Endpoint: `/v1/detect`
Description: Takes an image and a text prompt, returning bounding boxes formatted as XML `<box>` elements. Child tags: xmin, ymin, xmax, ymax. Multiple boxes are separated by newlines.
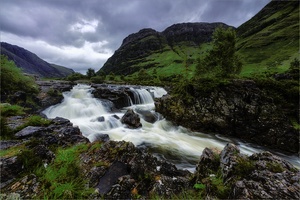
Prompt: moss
<box><xmin>266</xmin><ymin>162</ymin><xmax>284</xmax><ymax>173</ymax></box>
<box><xmin>235</xmin><ymin>156</ymin><xmax>256</xmax><ymax>178</ymax></box>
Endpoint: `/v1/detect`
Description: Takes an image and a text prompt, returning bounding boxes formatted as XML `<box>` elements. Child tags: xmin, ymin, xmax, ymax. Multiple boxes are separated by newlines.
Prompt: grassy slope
<box><xmin>128</xmin><ymin>42</ymin><xmax>212</xmax><ymax>78</ymax></box>
<box><xmin>124</xmin><ymin>1</ymin><xmax>298</xmax><ymax>79</ymax></box>
<box><xmin>236</xmin><ymin>1</ymin><xmax>299</xmax><ymax>77</ymax></box>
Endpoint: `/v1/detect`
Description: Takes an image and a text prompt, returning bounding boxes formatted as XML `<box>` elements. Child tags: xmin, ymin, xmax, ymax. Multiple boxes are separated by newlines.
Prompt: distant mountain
<box><xmin>98</xmin><ymin>0</ymin><xmax>299</xmax><ymax>77</ymax></box>
<box><xmin>98</xmin><ymin>22</ymin><xmax>231</xmax><ymax>76</ymax></box>
<box><xmin>1</xmin><ymin>42</ymin><xmax>74</xmax><ymax>78</ymax></box>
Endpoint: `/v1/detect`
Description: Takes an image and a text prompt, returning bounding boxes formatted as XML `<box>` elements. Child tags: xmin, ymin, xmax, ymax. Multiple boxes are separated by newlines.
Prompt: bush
<box><xmin>0</xmin><ymin>55</ymin><xmax>38</xmax><ymax>96</ymax></box>
<box><xmin>90</xmin><ymin>76</ymin><xmax>105</xmax><ymax>84</ymax></box>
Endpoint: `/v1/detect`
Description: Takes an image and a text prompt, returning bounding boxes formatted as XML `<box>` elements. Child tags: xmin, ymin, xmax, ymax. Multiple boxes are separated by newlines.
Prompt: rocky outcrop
<box><xmin>155</xmin><ymin>79</ymin><xmax>299</xmax><ymax>153</ymax></box>
<box><xmin>36</xmin><ymin>80</ymin><xmax>75</xmax><ymax>111</ymax></box>
<box><xmin>194</xmin><ymin>143</ymin><xmax>300</xmax><ymax>199</ymax></box>
<box><xmin>99</xmin><ymin>22</ymin><xmax>232</xmax><ymax>75</ymax></box>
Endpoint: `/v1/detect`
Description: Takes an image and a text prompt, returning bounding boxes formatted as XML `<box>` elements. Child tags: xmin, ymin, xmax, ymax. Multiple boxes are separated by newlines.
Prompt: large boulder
<box><xmin>121</xmin><ymin>109</ymin><xmax>142</xmax><ymax>129</ymax></box>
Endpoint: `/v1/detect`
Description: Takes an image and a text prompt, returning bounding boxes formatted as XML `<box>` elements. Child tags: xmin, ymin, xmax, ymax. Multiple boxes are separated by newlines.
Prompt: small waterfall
<box><xmin>129</xmin><ymin>88</ymin><xmax>155</xmax><ymax>105</ymax></box>
<box><xmin>43</xmin><ymin>84</ymin><xmax>300</xmax><ymax>171</ymax></box>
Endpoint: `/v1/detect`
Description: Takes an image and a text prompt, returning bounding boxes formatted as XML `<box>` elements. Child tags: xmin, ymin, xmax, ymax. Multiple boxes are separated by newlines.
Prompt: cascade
<box><xmin>43</xmin><ymin>84</ymin><xmax>300</xmax><ymax>171</ymax></box>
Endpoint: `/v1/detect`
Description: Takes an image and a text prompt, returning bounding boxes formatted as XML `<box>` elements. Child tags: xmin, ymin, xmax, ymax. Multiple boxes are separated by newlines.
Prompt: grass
<box><xmin>35</xmin><ymin>143</ymin><xmax>93</xmax><ymax>199</ymax></box>
<box><xmin>0</xmin><ymin>104</ymin><xmax>25</xmax><ymax>117</ymax></box>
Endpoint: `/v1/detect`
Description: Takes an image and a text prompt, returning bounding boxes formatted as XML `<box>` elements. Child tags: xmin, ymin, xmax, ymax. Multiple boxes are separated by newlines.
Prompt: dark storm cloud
<box><xmin>0</xmin><ymin>0</ymin><xmax>270</xmax><ymax>73</ymax></box>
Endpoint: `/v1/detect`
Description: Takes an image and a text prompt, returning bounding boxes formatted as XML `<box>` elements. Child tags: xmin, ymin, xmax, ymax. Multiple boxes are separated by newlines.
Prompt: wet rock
<box><xmin>121</xmin><ymin>109</ymin><xmax>142</xmax><ymax>129</ymax></box>
<box><xmin>96</xmin><ymin>116</ymin><xmax>105</xmax><ymax>122</ymax></box>
<box><xmin>135</xmin><ymin>108</ymin><xmax>158</xmax><ymax>123</ymax></box>
<box><xmin>36</xmin><ymin>80</ymin><xmax>74</xmax><ymax>110</ymax></box>
<box><xmin>97</xmin><ymin>161</ymin><xmax>129</xmax><ymax>195</ymax></box>
<box><xmin>15</xmin><ymin>126</ymin><xmax>48</xmax><ymax>139</ymax></box>
<box><xmin>0</xmin><ymin>156</ymin><xmax>23</xmax><ymax>189</ymax></box>
<box><xmin>92</xmin><ymin>85</ymin><xmax>132</xmax><ymax>108</ymax></box>
<box><xmin>93</xmin><ymin>133</ymin><xmax>110</xmax><ymax>142</ymax></box>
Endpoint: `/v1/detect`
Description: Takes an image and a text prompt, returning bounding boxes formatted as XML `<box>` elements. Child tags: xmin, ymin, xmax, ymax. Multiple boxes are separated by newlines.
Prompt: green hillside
<box><xmin>98</xmin><ymin>1</ymin><xmax>299</xmax><ymax>80</ymax></box>
<box><xmin>236</xmin><ymin>1</ymin><xmax>299</xmax><ymax>77</ymax></box>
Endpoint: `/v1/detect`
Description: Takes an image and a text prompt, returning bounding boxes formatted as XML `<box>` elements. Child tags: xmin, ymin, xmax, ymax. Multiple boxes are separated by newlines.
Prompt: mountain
<box><xmin>236</xmin><ymin>0</ymin><xmax>299</xmax><ymax>75</ymax></box>
<box><xmin>1</xmin><ymin>42</ymin><xmax>74</xmax><ymax>78</ymax></box>
<box><xmin>98</xmin><ymin>23</ymin><xmax>231</xmax><ymax>76</ymax></box>
<box><xmin>98</xmin><ymin>0</ymin><xmax>299</xmax><ymax>77</ymax></box>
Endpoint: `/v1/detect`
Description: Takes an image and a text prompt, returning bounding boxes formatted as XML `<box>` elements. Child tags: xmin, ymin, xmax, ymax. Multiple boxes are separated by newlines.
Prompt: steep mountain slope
<box><xmin>98</xmin><ymin>0</ymin><xmax>299</xmax><ymax>77</ymax></box>
<box><xmin>236</xmin><ymin>0</ymin><xmax>299</xmax><ymax>76</ymax></box>
<box><xmin>1</xmin><ymin>42</ymin><xmax>74</xmax><ymax>78</ymax></box>
<box><xmin>98</xmin><ymin>23</ymin><xmax>231</xmax><ymax>76</ymax></box>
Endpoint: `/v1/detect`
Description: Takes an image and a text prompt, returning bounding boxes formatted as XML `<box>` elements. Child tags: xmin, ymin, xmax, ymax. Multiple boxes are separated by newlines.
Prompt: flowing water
<box><xmin>43</xmin><ymin>84</ymin><xmax>300</xmax><ymax>171</ymax></box>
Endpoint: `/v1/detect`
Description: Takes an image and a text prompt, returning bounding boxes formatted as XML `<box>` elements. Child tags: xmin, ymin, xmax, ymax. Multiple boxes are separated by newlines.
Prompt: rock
<box><xmin>0</xmin><ymin>156</ymin><xmax>23</xmax><ymax>189</ymax></box>
<box><xmin>96</xmin><ymin>116</ymin><xmax>105</xmax><ymax>122</ymax></box>
<box><xmin>6</xmin><ymin>116</ymin><xmax>26</xmax><ymax>131</ymax></box>
<box><xmin>0</xmin><ymin>140</ymin><xmax>22</xmax><ymax>150</ymax></box>
<box><xmin>155</xmin><ymin>79</ymin><xmax>299</xmax><ymax>153</ymax></box>
<box><xmin>97</xmin><ymin>161</ymin><xmax>129</xmax><ymax>195</ymax></box>
<box><xmin>121</xmin><ymin>109</ymin><xmax>142</xmax><ymax>129</ymax></box>
<box><xmin>7</xmin><ymin>174</ymin><xmax>41</xmax><ymax>199</ymax></box>
<box><xmin>92</xmin><ymin>84</ymin><xmax>132</xmax><ymax>109</ymax></box>
<box><xmin>36</xmin><ymin>80</ymin><xmax>75</xmax><ymax>110</ymax></box>
<box><xmin>151</xmin><ymin>175</ymin><xmax>190</xmax><ymax>198</ymax></box>
<box><xmin>93</xmin><ymin>133</ymin><xmax>110</xmax><ymax>142</ymax></box>
<box><xmin>15</xmin><ymin>126</ymin><xmax>48</xmax><ymax>139</ymax></box>
<box><xmin>32</xmin><ymin>145</ymin><xmax>55</xmax><ymax>164</ymax></box>
<box><xmin>193</xmin><ymin>143</ymin><xmax>300</xmax><ymax>199</ymax></box>
<box><xmin>195</xmin><ymin>147</ymin><xmax>220</xmax><ymax>182</ymax></box>
<box><xmin>80</xmin><ymin>140</ymin><xmax>191</xmax><ymax>198</ymax></box>
<box><xmin>220</xmin><ymin>143</ymin><xmax>241</xmax><ymax>183</ymax></box>
<box><xmin>135</xmin><ymin>108</ymin><xmax>158</xmax><ymax>123</ymax></box>
<box><xmin>11</xmin><ymin>91</ymin><xmax>26</xmax><ymax>104</ymax></box>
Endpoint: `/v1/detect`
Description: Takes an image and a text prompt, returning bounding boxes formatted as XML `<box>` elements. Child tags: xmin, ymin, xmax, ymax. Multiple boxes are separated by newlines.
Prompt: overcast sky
<box><xmin>0</xmin><ymin>0</ymin><xmax>270</xmax><ymax>74</ymax></box>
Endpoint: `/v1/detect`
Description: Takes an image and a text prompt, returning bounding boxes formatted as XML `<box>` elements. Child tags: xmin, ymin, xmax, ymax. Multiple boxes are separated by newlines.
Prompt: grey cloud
<box><xmin>0</xmin><ymin>0</ymin><xmax>270</xmax><ymax>73</ymax></box>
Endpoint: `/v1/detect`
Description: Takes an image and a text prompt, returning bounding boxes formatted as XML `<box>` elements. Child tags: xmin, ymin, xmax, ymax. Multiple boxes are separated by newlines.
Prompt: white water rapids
<box><xmin>43</xmin><ymin>84</ymin><xmax>299</xmax><ymax>171</ymax></box>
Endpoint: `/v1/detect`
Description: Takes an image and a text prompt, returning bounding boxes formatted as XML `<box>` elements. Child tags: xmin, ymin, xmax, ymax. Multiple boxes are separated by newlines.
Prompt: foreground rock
<box><xmin>194</xmin><ymin>143</ymin><xmax>300</xmax><ymax>199</ymax></box>
<box><xmin>155</xmin><ymin>79</ymin><xmax>299</xmax><ymax>153</ymax></box>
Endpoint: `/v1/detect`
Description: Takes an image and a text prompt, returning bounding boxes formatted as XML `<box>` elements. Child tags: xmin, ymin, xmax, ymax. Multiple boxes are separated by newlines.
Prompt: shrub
<box><xmin>0</xmin><ymin>55</ymin><xmax>38</xmax><ymax>96</ymax></box>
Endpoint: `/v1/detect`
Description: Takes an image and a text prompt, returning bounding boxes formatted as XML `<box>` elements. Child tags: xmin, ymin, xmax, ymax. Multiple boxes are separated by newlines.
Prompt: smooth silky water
<box><xmin>43</xmin><ymin>84</ymin><xmax>300</xmax><ymax>171</ymax></box>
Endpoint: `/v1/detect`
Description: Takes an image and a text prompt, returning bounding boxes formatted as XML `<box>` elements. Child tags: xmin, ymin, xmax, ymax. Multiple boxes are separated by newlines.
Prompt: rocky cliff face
<box><xmin>99</xmin><ymin>22</ymin><xmax>231</xmax><ymax>75</ymax></box>
<box><xmin>155</xmin><ymin>79</ymin><xmax>299</xmax><ymax>153</ymax></box>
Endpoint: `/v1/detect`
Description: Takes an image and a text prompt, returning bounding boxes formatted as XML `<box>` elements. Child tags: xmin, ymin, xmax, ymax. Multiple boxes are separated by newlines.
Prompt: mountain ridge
<box><xmin>98</xmin><ymin>1</ymin><xmax>299</xmax><ymax>77</ymax></box>
<box><xmin>1</xmin><ymin>42</ymin><xmax>74</xmax><ymax>78</ymax></box>
<box><xmin>99</xmin><ymin>22</ymin><xmax>231</xmax><ymax>76</ymax></box>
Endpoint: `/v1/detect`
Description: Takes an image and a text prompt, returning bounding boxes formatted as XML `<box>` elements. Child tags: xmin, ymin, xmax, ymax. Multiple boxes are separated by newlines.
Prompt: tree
<box><xmin>196</xmin><ymin>27</ymin><xmax>242</xmax><ymax>77</ymax></box>
<box><xmin>86</xmin><ymin>68</ymin><xmax>96</xmax><ymax>79</ymax></box>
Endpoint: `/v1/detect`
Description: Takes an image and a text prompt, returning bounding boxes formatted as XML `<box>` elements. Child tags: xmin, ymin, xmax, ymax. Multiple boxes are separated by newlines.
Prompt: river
<box><xmin>43</xmin><ymin>84</ymin><xmax>299</xmax><ymax>171</ymax></box>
